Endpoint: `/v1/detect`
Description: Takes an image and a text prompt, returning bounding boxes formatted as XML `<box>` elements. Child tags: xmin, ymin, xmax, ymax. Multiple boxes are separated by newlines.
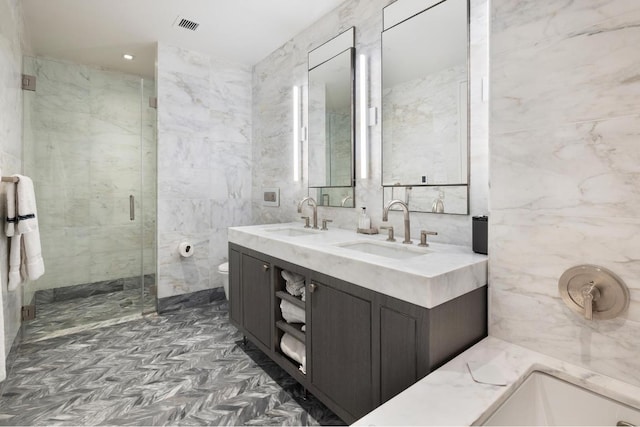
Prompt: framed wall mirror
<box><xmin>382</xmin><ymin>0</ymin><xmax>469</xmax><ymax>214</ymax></box>
<box><xmin>308</xmin><ymin>27</ymin><xmax>356</xmax><ymax>208</ymax></box>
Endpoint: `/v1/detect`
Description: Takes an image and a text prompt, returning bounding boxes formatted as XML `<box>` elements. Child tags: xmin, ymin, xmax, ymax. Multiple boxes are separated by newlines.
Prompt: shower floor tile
<box><xmin>23</xmin><ymin>287</ymin><xmax>155</xmax><ymax>343</ymax></box>
<box><xmin>0</xmin><ymin>301</ymin><xmax>344</xmax><ymax>426</ymax></box>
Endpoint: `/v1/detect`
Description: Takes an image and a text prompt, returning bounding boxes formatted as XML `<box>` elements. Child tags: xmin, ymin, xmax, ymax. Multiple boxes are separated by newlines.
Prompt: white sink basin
<box><xmin>263</xmin><ymin>227</ymin><xmax>321</xmax><ymax>237</ymax></box>
<box><xmin>483</xmin><ymin>371</ymin><xmax>640</xmax><ymax>426</ymax></box>
<box><xmin>336</xmin><ymin>241</ymin><xmax>431</xmax><ymax>259</ymax></box>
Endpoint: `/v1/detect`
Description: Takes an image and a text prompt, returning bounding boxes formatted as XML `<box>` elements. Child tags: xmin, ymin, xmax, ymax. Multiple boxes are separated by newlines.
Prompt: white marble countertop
<box><xmin>354</xmin><ymin>336</ymin><xmax>640</xmax><ymax>426</ymax></box>
<box><xmin>228</xmin><ymin>222</ymin><xmax>487</xmax><ymax>309</ymax></box>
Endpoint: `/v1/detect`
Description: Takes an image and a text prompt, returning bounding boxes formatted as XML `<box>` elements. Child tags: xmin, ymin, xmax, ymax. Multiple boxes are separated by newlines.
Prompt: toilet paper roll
<box><xmin>178</xmin><ymin>242</ymin><xmax>194</xmax><ymax>258</ymax></box>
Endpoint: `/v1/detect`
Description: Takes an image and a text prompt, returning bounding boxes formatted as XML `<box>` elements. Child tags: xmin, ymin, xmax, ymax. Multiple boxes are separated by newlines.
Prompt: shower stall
<box><xmin>20</xmin><ymin>56</ymin><xmax>157</xmax><ymax>342</ymax></box>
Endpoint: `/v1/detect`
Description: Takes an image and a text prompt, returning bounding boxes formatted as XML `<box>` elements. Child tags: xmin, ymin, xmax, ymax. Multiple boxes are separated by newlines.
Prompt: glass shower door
<box><xmin>20</xmin><ymin>56</ymin><xmax>156</xmax><ymax>342</ymax></box>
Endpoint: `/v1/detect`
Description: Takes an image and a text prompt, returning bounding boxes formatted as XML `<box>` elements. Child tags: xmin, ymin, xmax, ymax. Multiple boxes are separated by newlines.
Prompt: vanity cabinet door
<box><xmin>309</xmin><ymin>278</ymin><xmax>374</xmax><ymax>421</ymax></box>
<box><xmin>378</xmin><ymin>298</ymin><xmax>429</xmax><ymax>403</ymax></box>
<box><xmin>241</xmin><ymin>253</ymin><xmax>272</xmax><ymax>350</ymax></box>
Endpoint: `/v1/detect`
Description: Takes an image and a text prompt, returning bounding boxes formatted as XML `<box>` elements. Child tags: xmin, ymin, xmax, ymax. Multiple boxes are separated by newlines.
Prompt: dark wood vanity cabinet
<box><xmin>229</xmin><ymin>243</ymin><xmax>487</xmax><ymax>423</ymax></box>
<box><xmin>228</xmin><ymin>248</ymin><xmax>272</xmax><ymax>353</ymax></box>
<box><xmin>308</xmin><ymin>275</ymin><xmax>374</xmax><ymax>420</ymax></box>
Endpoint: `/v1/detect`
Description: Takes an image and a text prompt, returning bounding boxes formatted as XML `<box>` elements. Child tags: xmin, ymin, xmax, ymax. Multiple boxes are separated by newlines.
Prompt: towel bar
<box><xmin>1</xmin><ymin>176</ymin><xmax>19</xmax><ymax>183</ymax></box>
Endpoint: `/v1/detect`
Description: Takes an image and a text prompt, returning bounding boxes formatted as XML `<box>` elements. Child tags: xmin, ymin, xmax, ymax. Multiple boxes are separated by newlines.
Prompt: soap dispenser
<box><xmin>358</xmin><ymin>207</ymin><xmax>371</xmax><ymax>230</ymax></box>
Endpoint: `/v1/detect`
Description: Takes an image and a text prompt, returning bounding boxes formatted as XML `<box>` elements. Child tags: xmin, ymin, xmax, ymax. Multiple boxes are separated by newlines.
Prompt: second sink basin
<box><xmin>336</xmin><ymin>241</ymin><xmax>431</xmax><ymax>259</ymax></box>
<box><xmin>264</xmin><ymin>227</ymin><xmax>321</xmax><ymax>237</ymax></box>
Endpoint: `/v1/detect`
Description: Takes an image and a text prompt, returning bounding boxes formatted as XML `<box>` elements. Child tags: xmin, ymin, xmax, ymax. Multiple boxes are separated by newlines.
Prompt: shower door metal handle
<box><xmin>129</xmin><ymin>195</ymin><xmax>135</xmax><ymax>221</ymax></box>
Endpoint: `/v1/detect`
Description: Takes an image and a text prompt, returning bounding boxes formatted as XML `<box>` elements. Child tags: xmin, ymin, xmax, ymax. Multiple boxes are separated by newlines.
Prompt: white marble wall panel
<box><xmin>252</xmin><ymin>0</ymin><xmax>489</xmax><ymax>246</ymax></box>
<box><xmin>156</xmin><ymin>43</ymin><xmax>252</xmax><ymax>298</ymax></box>
<box><xmin>490</xmin><ymin>0</ymin><xmax>640</xmax><ymax>387</ymax></box>
<box><xmin>0</xmin><ymin>0</ymin><xmax>25</xmax><ymax>371</ymax></box>
<box><xmin>492</xmin><ymin>9</ymin><xmax>640</xmax><ymax>135</ymax></box>
<box><xmin>23</xmin><ymin>56</ymin><xmax>156</xmax><ymax>291</ymax></box>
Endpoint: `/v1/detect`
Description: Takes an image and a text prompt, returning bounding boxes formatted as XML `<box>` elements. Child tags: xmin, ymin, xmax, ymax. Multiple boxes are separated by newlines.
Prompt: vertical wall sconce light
<box><xmin>293</xmin><ymin>85</ymin><xmax>301</xmax><ymax>182</ymax></box>
<box><xmin>359</xmin><ymin>54</ymin><xmax>368</xmax><ymax>179</ymax></box>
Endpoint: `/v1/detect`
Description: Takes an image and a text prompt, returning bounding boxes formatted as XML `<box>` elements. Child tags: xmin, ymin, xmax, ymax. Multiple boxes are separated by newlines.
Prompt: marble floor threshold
<box><xmin>0</xmin><ymin>300</ymin><xmax>344</xmax><ymax>426</ymax></box>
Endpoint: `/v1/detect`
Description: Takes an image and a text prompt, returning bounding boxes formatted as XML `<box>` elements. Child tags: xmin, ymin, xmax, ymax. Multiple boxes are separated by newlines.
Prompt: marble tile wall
<box><xmin>156</xmin><ymin>43</ymin><xmax>252</xmax><ymax>299</ymax></box>
<box><xmin>22</xmin><ymin>57</ymin><xmax>156</xmax><ymax>294</ymax></box>
<box><xmin>489</xmin><ymin>0</ymin><xmax>640</xmax><ymax>387</ymax></box>
<box><xmin>0</xmin><ymin>0</ymin><xmax>25</xmax><ymax>379</ymax></box>
<box><xmin>252</xmin><ymin>0</ymin><xmax>489</xmax><ymax>246</ymax></box>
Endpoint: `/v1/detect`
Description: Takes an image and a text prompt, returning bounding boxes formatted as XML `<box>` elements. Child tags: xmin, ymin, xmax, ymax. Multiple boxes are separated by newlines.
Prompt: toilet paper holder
<box><xmin>179</xmin><ymin>242</ymin><xmax>194</xmax><ymax>257</ymax></box>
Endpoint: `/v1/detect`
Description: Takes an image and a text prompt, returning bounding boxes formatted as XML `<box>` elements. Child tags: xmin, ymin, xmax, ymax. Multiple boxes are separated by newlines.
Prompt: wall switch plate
<box><xmin>263</xmin><ymin>187</ymin><xmax>280</xmax><ymax>207</ymax></box>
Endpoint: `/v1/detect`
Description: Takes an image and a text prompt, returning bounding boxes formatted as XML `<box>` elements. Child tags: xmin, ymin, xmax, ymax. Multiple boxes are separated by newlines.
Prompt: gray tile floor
<box><xmin>0</xmin><ymin>301</ymin><xmax>344</xmax><ymax>426</ymax></box>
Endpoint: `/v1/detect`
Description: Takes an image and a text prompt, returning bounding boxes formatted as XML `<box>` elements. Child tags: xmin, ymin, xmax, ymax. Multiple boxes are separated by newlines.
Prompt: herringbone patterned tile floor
<box><xmin>0</xmin><ymin>301</ymin><xmax>344</xmax><ymax>426</ymax></box>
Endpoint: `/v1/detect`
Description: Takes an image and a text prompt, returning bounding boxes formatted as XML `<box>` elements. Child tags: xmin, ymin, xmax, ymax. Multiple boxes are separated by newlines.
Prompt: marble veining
<box><xmin>354</xmin><ymin>337</ymin><xmax>640</xmax><ymax>426</ymax></box>
<box><xmin>22</xmin><ymin>56</ymin><xmax>157</xmax><ymax>294</ymax></box>
<box><xmin>490</xmin><ymin>0</ymin><xmax>640</xmax><ymax>388</ymax></box>
<box><xmin>157</xmin><ymin>287</ymin><xmax>224</xmax><ymax>314</ymax></box>
<box><xmin>229</xmin><ymin>222</ymin><xmax>487</xmax><ymax>309</ymax></box>
<box><xmin>0</xmin><ymin>301</ymin><xmax>343</xmax><ymax>426</ymax></box>
<box><xmin>156</xmin><ymin>43</ymin><xmax>253</xmax><ymax>300</ymax></box>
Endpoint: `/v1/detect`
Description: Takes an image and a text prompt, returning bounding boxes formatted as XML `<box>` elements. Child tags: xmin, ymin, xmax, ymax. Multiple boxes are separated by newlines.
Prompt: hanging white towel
<box><xmin>4</xmin><ymin>178</ymin><xmax>16</xmax><ymax>237</ymax></box>
<box><xmin>7</xmin><ymin>175</ymin><xmax>44</xmax><ymax>290</ymax></box>
<box><xmin>8</xmin><ymin>234</ymin><xmax>22</xmax><ymax>291</ymax></box>
<box><xmin>17</xmin><ymin>176</ymin><xmax>44</xmax><ymax>282</ymax></box>
<box><xmin>16</xmin><ymin>175</ymin><xmax>39</xmax><ymax>234</ymax></box>
<box><xmin>6</xmin><ymin>178</ymin><xmax>22</xmax><ymax>290</ymax></box>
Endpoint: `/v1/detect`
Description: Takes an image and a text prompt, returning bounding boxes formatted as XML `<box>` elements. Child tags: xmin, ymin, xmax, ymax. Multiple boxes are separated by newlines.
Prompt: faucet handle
<box><xmin>380</xmin><ymin>225</ymin><xmax>396</xmax><ymax>242</ymax></box>
<box><xmin>581</xmin><ymin>281</ymin><xmax>601</xmax><ymax>320</ymax></box>
<box><xmin>321</xmin><ymin>219</ymin><xmax>333</xmax><ymax>231</ymax></box>
<box><xmin>301</xmin><ymin>216</ymin><xmax>310</xmax><ymax>228</ymax></box>
<box><xmin>419</xmin><ymin>230</ymin><xmax>438</xmax><ymax>247</ymax></box>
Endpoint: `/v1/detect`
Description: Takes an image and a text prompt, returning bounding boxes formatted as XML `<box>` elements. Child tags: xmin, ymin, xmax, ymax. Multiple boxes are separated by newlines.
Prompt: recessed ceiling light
<box><xmin>122</xmin><ymin>54</ymin><xmax>134</xmax><ymax>61</ymax></box>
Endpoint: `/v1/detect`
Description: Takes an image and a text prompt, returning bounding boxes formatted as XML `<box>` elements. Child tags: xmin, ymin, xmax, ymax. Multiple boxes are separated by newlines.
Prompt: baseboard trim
<box><xmin>157</xmin><ymin>288</ymin><xmax>225</xmax><ymax>314</ymax></box>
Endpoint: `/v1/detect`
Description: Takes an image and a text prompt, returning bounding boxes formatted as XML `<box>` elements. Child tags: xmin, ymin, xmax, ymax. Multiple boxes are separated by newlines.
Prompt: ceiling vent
<box><xmin>175</xmin><ymin>16</ymin><xmax>200</xmax><ymax>31</ymax></box>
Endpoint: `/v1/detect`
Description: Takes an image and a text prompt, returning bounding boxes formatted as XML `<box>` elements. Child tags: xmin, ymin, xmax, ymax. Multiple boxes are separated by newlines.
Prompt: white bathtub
<box><xmin>484</xmin><ymin>371</ymin><xmax>640</xmax><ymax>426</ymax></box>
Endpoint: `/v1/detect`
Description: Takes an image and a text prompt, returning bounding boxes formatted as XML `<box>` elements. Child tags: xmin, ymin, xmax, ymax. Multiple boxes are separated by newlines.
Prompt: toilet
<box><xmin>218</xmin><ymin>262</ymin><xmax>229</xmax><ymax>300</ymax></box>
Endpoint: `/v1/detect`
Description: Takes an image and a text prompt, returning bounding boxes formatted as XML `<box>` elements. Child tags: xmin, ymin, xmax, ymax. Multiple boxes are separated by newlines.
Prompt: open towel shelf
<box><xmin>276</xmin><ymin>320</ymin><xmax>305</xmax><ymax>343</ymax></box>
<box><xmin>275</xmin><ymin>290</ymin><xmax>305</xmax><ymax>309</ymax></box>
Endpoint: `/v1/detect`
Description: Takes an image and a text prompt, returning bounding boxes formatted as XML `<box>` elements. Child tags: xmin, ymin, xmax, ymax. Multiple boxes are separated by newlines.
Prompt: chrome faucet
<box><xmin>297</xmin><ymin>197</ymin><xmax>318</xmax><ymax>229</ymax></box>
<box><xmin>382</xmin><ymin>199</ymin><xmax>412</xmax><ymax>244</ymax></box>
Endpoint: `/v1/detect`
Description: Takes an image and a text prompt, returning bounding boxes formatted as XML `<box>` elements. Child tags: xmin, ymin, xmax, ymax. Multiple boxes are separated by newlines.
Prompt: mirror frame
<box><xmin>380</xmin><ymin>0</ymin><xmax>470</xmax><ymax>215</ymax></box>
<box><xmin>307</xmin><ymin>27</ymin><xmax>356</xmax><ymax>208</ymax></box>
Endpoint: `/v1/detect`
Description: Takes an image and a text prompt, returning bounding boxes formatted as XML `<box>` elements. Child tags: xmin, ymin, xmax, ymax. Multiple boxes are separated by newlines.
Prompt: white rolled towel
<box><xmin>280</xmin><ymin>300</ymin><xmax>305</xmax><ymax>324</ymax></box>
<box><xmin>281</xmin><ymin>270</ymin><xmax>305</xmax><ymax>296</ymax></box>
<box><xmin>281</xmin><ymin>333</ymin><xmax>306</xmax><ymax>374</ymax></box>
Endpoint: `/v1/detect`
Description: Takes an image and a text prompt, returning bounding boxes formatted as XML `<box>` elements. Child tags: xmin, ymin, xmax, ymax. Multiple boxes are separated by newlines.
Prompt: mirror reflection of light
<box><xmin>359</xmin><ymin>54</ymin><xmax>368</xmax><ymax>179</ymax></box>
<box><xmin>293</xmin><ymin>85</ymin><xmax>300</xmax><ymax>181</ymax></box>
